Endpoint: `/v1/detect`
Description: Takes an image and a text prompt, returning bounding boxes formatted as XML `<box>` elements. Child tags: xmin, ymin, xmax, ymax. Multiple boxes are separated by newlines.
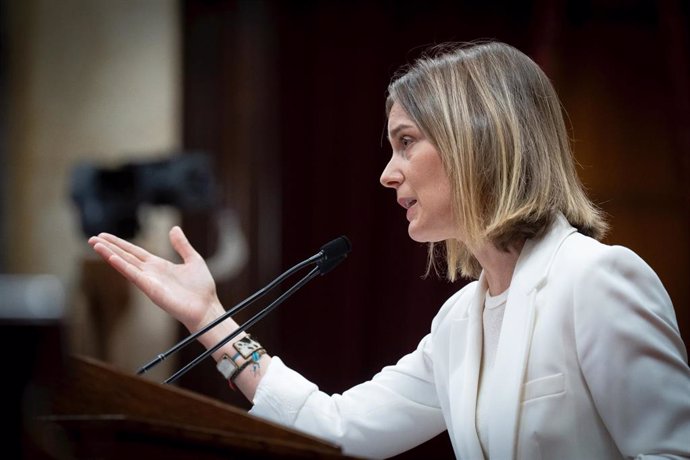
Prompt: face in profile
<box><xmin>381</xmin><ymin>102</ymin><xmax>458</xmax><ymax>243</ymax></box>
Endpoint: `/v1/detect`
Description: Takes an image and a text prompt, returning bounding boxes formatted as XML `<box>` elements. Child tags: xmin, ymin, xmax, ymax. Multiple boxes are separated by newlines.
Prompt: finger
<box><xmin>97</xmin><ymin>232</ymin><xmax>153</xmax><ymax>262</ymax></box>
<box><xmin>91</xmin><ymin>240</ymin><xmax>116</xmax><ymax>263</ymax></box>
<box><xmin>98</xmin><ymin>247</ymin><xmax>147</xmax><ymax>287</ymax></box>
<box><xmin>92</xmin><ymin>238</ymin><xmax>145</xmax><ymax>269</ymax></box>
<box><xmin>93</xmin><ymin>243</ymin><xmax>165</xmax><ymax>305</ymax></box>
<box><xmin>169</xmin><ymin>226</ymin><xmax>200</xmax><ymax>263</ymax></box>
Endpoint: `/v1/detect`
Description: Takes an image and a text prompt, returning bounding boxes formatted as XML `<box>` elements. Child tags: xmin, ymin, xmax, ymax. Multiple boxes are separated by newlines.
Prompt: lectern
<box><xmin>30</xmin><ymin>355</ymin><xmax>356</xmax><ymax>459</ymax></box>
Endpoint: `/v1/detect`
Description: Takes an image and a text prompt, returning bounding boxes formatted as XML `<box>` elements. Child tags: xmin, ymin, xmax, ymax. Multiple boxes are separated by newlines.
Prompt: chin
<box><xmin>407</xmin><ymin>227</ymin><xmax>442</xmax><ymax>244</ymax></box>
<box><xmin>408</xmin><ymin>223</ymin><xmax>456</xmax><ymax>244</ymax></box>
<box><xmin>408</xmin><ymin>234</ymin><xmax>428</xmax><ymax>243</ymax></box>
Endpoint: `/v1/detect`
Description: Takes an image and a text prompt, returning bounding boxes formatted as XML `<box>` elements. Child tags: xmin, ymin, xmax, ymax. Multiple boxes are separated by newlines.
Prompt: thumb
<box><xmin>169</xmin><ymin>226</ymin><xmax>200</xmax><ymax>263</ymax></box>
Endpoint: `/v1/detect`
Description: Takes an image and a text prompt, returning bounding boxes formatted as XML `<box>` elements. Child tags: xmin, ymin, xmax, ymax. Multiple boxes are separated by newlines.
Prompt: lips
<box><xmin>396</xmin><ymin>197</ymin><xmax>418</xmax><ymax>222</ymax></box>
<box><xmin>398</xmin><ymin>197</ymin><xmax>418</xmax><ymax>209</ymax></box>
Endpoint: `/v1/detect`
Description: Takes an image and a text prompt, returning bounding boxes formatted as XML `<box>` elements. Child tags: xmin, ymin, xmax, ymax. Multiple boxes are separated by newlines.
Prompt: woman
<box><xmin>89</xmin><ymin>41</ymin><xmax>690</xmax><ymax>459</ymax></box>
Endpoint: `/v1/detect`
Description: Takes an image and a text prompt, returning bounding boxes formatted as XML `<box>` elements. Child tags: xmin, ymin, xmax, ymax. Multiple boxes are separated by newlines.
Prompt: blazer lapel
<box><xmin>488</xmin><ymin>214</ymin><xmax>576</xmax><ymax>460</ymax></box>
<box><xmin>451</xmin><ymin>272</ymin><xmax>487</xmax><ymax>460</ymax></box>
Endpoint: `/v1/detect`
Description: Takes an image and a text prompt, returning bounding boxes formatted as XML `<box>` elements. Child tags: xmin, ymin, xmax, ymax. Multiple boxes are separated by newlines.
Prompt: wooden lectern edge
<box><xmin>54</xmin><ymin>354</ymin><xmax>351</xmax><ymax>456</ymax></box>
<box><xmin>38</xmin><ymin>413</ymin><xmax>364</xmax><ymax>459</ymax></box>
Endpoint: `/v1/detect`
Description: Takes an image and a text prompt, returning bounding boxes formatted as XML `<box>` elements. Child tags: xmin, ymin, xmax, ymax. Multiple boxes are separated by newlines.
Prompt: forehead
<box><xmin>387</xmin><ymin>102</ymin><xmax>418</xmax><ymax>136</ymax></box>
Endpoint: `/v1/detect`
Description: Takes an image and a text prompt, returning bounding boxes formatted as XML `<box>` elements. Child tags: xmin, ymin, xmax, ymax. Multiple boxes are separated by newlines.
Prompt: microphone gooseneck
<box><xmin>137</xmin><ymin>235</ymin><xmax>351</xmax><ymax>383</ymax></box>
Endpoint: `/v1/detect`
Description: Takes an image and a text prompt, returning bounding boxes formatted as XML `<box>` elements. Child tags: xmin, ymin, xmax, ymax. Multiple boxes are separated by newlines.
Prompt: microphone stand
<box><xmin>163</xmin><ymin>265</ymin><xmax>321</xmax><ymax>384</ymax></box>
<box><xmin>137</xmin><ymin>252</ymin><xmax>321</xmax><ymax>375</ymax></box>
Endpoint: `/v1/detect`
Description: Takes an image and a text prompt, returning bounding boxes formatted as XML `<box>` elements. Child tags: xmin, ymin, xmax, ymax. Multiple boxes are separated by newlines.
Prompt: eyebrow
<box><xmin>388</xmin><ymin>123</ymin><xmax>415</xmax><ymax>141</ymax></box>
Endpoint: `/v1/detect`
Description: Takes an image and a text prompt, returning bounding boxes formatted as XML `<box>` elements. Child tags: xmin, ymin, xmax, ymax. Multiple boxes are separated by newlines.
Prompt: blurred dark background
<box><xmin>2</xmin><ymin>0</ymin><xmax>689</xmax><ymax>458</ymax></box>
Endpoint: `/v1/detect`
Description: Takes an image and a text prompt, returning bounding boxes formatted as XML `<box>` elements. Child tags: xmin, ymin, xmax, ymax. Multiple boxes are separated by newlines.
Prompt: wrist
<box><xmin>188</xmin><ymin>299</ymin><xmax>249</xmax><ymax>364</ymax></box>
<box><xmin>186</xmin><ymin>297</ymin><xmax>225</xmax><ymax>334</ymax></box>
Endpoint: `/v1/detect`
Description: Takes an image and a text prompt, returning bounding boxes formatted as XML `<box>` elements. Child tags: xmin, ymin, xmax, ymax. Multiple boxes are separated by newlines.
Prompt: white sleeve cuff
<box><xmin>249</xmin><ymin>356</ymin><xmax>318</xmax><ymax>427</ymax></box>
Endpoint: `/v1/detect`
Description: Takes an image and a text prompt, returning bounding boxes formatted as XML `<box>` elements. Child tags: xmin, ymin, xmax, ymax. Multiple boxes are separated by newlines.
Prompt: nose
<box><xmin>380</xmin><ymin>155</ymin><xmax>403</xmax><ymax>189</ymax></box>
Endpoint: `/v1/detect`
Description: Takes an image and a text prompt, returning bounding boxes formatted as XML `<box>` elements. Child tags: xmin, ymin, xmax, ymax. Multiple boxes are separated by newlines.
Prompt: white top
<box><xmin>477</xmin><ymin>288</ymin><xmax>509</xmax><ymax>458</ymax></box>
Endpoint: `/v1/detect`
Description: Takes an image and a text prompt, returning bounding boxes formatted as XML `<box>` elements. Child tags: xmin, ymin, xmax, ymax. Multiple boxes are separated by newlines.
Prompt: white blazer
<box><xmin>250</xmin><ymin>214</ymin><xmax>690</xmax><ymax>459</ymax></box>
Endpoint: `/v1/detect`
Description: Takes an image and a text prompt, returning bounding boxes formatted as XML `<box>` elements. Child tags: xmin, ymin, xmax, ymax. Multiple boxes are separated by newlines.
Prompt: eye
<box><xmin>400</xmin><ymin>136</ymin><xmax>413</xmax><ymax>149</ymax></box>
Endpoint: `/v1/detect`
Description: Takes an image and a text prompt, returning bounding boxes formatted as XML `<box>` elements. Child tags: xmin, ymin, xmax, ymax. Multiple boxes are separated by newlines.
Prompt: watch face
<box><xmin>235</xmin><ymin>338</ymin><xmax>261</xmax><ymax>358</ymax></box>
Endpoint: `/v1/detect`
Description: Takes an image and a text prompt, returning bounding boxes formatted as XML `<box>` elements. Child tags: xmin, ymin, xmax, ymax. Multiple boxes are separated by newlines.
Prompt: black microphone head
<box><xmin>320</xmin><ymin>235</ymin><xmax>352</xmax><ymax>259</ymax></box>
<box><xmin>317</xmin><ymin>236</ymin><xmax>351</xmax><ymax>275</ymax></box>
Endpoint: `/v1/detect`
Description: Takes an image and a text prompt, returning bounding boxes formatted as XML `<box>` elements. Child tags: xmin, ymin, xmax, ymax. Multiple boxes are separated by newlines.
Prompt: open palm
<box><xmin>88</xmin><ymin>226</ymin><xmax>220</xmax><ymax>331</ymax></box>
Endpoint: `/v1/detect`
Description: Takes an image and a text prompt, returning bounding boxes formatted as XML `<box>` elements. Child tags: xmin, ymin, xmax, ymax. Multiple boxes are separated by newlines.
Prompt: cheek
<box><xmin>434</xmin><ymin>175</ymin><xmax>454</xmax><ymax>211</ymax></box>
<box><xmin>435</xmin><ymin>179</ymin><xmax>456</xmax><ymax>229</ymax></box>
<box><xmin>430</xmin><ymin>159</ymin><xmax>453</xmax><ymax>205</ymax></box>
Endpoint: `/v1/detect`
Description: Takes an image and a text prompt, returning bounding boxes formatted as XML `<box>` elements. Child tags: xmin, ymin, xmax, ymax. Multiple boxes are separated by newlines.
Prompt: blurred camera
<box><xmin>70</xmin><ymin>152</ymin><xmax>217</xmax><ymax>239</ymax></box>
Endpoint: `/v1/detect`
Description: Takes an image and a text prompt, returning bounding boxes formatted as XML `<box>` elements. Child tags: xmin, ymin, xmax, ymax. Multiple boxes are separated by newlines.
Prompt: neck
<box><xmin>473</xmin><ymin>239</ymin><xmax>525</xmax><ymax>296</ymax></box>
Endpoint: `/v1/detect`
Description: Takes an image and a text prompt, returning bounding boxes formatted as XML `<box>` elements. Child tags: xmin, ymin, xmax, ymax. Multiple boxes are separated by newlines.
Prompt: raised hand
<box><xmin>88</xmin><ymin>226</ymin><xmax>222</xmax><ymax>332</ymax></box>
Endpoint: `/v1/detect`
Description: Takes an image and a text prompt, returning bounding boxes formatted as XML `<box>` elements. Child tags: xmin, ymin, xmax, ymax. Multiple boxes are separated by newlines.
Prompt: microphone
<box><xmin>136</xmin><ymin>236</ymin><xmax>351</xmax><ymax>382</ymax></box>
<box><xmin>317</xmin><ymin>236</ymin><xmax>351</xmax><ymax>275</ymax></box>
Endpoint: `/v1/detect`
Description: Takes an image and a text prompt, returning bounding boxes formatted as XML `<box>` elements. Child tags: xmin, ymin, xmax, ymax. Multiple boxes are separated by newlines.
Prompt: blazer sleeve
<box><xmin>249</xmin><ymin>333</ymin><xmax>446</xmax><ymax>459</ymax></box>
<box><xmin>574</xmin><ymin>245</ymin><xmax>690</xmax><ymax>459</ymax></box>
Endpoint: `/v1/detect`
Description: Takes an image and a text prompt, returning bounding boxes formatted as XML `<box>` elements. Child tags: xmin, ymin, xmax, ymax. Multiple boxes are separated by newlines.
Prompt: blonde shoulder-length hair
<box><xmin>387</xmin><ymin>41</ymin><xmax>607</xmax><ymax>281</ymax></box>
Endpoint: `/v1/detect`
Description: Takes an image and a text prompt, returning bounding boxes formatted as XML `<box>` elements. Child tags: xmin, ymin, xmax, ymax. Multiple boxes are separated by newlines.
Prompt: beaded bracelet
<box><xmin>216</xmin><ymin>335</ymin><xmax>266</xmax><ymax>389</ymax></box>
<box><xmin>231</xmin><ymin>349</ymin><xmax>266</xmax><ymax>380</ymax></box>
